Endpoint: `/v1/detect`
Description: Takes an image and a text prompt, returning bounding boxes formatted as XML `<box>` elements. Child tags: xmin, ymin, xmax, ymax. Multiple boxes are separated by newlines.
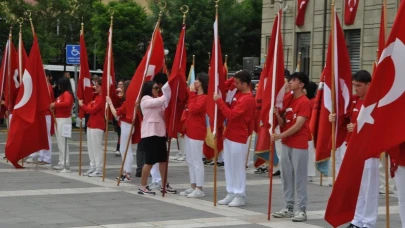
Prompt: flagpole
<box><xmin>18</xmin><ymin>18</ymin><xmax>23</xmax><ymax>83</ymax></box>
<box><xmin>118</xmin><ymin>1</ymin><xmax>166</xmax><ymax>186</ymax></box>
<box><xmin>103</xmin><ymin>8</ymin><xmax>114</xmax><ymax>182</ymax></box>
<box><xmin>25</xmin><ymin>10</ymin><xmax>35</xmax><ymax>36</ymax></box>
<box><xmin>79</xmin><ymin>22</ymin><xmax>84</xmax><ymax>176</ymax></box>
<box><xmin>330</xmin><ymin>0</ymin><xmax>337</xmax><ymax>185</ymax></box>
<box><xmin>213</xmin><ymin>0</ymin><xmax>220</xmax><ymax>207</ymax></box>
<box><xmin>5</xmin><ymin>25</ymin><xmax>12</xmax><ymax>164</ymax></box>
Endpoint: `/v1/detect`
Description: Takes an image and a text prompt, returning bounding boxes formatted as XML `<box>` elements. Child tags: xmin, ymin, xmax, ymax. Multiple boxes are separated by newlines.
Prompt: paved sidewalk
<box><xmin>0</xmin><ymin>131</ymin><xmax>401</xmax><ymax>228</ymax></box>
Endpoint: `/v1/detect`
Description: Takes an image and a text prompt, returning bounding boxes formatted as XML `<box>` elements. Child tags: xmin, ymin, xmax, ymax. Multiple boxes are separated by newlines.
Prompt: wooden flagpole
<box><xmin>5</xmin><ymin>25</ymin><xmax>12</xmax><ymax>164</ymax></box>
<box><xmin>330</xmin><ymin>0</ymin><xmax>337</xmax><ymax>185</ymax></box>
<box><xmin>118</xmin><ymin>2</ymin><xmax>165</xmax><ymax>186</ymax></box>
<box><xmin>102</xmin><ymin>8</ymin><xmax>114</xmax><ymax>182</ymax></box>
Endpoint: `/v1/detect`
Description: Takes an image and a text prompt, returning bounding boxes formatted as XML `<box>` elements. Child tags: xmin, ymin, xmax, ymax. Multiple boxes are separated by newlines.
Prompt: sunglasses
<box><xmin>153</xmin><ymin>86</ymin><xmax>160</xmax><ymax>90</ymax></box>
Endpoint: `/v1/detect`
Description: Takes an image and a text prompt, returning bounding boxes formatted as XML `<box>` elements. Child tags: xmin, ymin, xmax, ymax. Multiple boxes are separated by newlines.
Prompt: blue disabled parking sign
<box><xmin>66</xmin><ymin>45</ymin><xmax>80</xmax><ymax>64</ymax></box>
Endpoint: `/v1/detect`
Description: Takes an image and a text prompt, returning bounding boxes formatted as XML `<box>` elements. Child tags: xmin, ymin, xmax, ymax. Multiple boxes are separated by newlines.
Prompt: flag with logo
<box><xmin>296</xmin><ymin>0</ymin><xmax>309</xmax><ymax>26</ymax></box>
<box><xmin>345</xmin><ymin>0</ymin><xmax>360</xmax><ymax>25</ymax></box>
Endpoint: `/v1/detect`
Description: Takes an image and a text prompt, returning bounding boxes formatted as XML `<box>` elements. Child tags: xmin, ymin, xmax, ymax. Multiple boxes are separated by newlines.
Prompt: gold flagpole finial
<box><xmin>376</xmin><ymin>49</ymin><xmax>379</xmax><ymax>62</ymax></box>
<box><xmin>332</xmin><ymin>0</ymin><xmax>335</xmax><ymax>6</ymax></box>
<box><xmin>17</xmin><ymin>17</ymin><xmax>23</xmax><ymax>32</ymax></box>
<box><xmin>180</xmin><ymin>5</ymin><xmax>189</xmax><ymax>24</ymax></box>
<box><xmin>108</xmin><ymin>7</ymin><xmax>114</xmax><ymax>26</ymax></box>
<box><xmin>224</xmin><ymin>54</ymin><xmax>228</xmax><ymax>64</ymax></box>
<box><xmin>192</xmin><ymin>55</ymin><xmax>195</xmax><ymax>66</ymax></box>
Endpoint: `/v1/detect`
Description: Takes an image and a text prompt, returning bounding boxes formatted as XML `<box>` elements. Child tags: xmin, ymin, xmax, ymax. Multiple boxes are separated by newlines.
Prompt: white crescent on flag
<box><xmin>14</xmin><ymin>70</ymin><xmax>33</xmax><ymax>110</ymax></box>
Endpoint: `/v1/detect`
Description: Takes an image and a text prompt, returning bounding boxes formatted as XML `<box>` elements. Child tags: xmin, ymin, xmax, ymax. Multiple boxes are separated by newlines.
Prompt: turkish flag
<box><xmin>296</xmin><ymin>0</ymin><xmax>309</xmax><ymax>27</ymax></box>
<box><xmin>325</xmin><ymin>2</ymin><xmax>405</xmax><ymax>226</ymax></box>
<box><xmin>102</xmin><ymin>26</ymin><xmax>116</xmax><ymax>100</ymax></box>
<box><xmin>4</xmin><ymin>40</ymin><xmax>20</xmax><ymax>114</ymax></box>
<box><xmin>126</xmin><ymin>23</ymin><xmax>165</xmax><ymax>120</ymax></box>
<box><xmin>5</xmin><ymin>35</ymin><xmax>52</xmax><ymax>168</ymax></box>
<box><xmin>312</xmin><ymin>11</ymin><xmax>352</xmax><ymax>175</ymax></box>
<box><xmin>162</xmin><ymin>24</ymin><xmax>188</xmax><ymax>139</ymax></box>
<box><xmin>255</xmin><ymin>10</ymin><xmax>285</xmax><ymax>166</ymax></box>
<box><xmin>344</xmin><ymin>0</ymin><xmax>360</xmax><ymax>25</ymax></box>
<box><xmin>77</xmin><ymin>32</ymin><xmax>93</xmax><ymax>119</ymax></box>
<box><xmin>205</xmin><ymin>15</ymin><xmax>226</xmax><ymax>160</ymax></box>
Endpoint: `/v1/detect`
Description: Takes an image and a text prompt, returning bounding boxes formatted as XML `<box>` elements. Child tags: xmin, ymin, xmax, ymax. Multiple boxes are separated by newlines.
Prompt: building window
<box><xmin>296</xmin><ymin>32</ymin><xmax>311</xmax><ymax>76</ymax></box>
<box><xmin>345</xmin><ymin>29</ymin><xmax>361</xmax><ymax>74</ymax></box>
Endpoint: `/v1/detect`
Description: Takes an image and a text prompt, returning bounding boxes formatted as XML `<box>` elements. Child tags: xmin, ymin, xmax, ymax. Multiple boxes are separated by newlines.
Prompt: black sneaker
<box><xmin>160</xmin><ymin>183</ymin><xmax>177</xmax><ymax>194</ymax></box>
<box><xmin>204</xmin><ymin>159</ymin><xmax>212</xmax><ymax>165</ymax></box>
<box><xmin>115</xmin><ymin>175</ymin><xmax>132</xmax><ymax>182</ymax></box>
<box><xmin>346</xmin><ymin>224</ymin><xmax>360</xmax><ymax>228</ymax></box>
<box><xmin>272</xmin><ymin>170</ymin><xmax>280</xmax><ymax>176</ymax></box>
<box><xmin>138</xmin><ymin>186</ymin><xmax>156</xmax><ymax>195</ymax></box>
<box><xmin>217</xmin><ymin>162</ymin><xmax>224</xmax><ymax>167</ymax></box>
<box><xmin>135</xmin><ymin>172</ymin><xmax>141</xmax><ymax>177</ymax></box>
<box><xmin>254</xmin><ymin>167</ymin><xmax>265</xmax><ymax>174</ymax></box>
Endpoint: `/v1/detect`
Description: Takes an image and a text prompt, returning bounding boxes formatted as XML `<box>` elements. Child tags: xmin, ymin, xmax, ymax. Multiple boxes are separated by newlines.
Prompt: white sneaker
<box><xmin>218</xmin><ymin>193</ymin><xmax>235</xmax><ymax>205</ymax></box>
<box><xmin>187</xmin><ymin>189</ymin><xmax>205</xmax><ymax>198</ymax></box>
<box><xmin>177</xmin><ymin>156</ymin><xmax>185</xmax><ymax>161</ymax></box>
<box><xmin>272</xmin><ymin>208</ymin><xmax>294</xmax><ymax>218</ymax></box>
<box><xmin>228</xmin><ymin>194</ymin><xmax>245</xmax><ymax>207</ymax></box>
<box><xmin>53</xmin><ymin>164</ymin><xmax>63</xmax><ymax>170</ymax></box>
<box><xmin>25</xmin><ymin>158</ymin><xmax>34</xmax><ymax>163</ymax></box>
<box><xmin>88</xmin><ymin>170</ymin><xmax>102</xmax><ymax>177</ymax></box>
<box><xmin>115</xmin><ymin>151</ymin><xmax>121</xmax><ymax>156</ymax></box>
<box><xmin>291</xmin><ymin>211</ymin><xmax>307</xmax><ymax>222</ymax></box>
<box><xmin>83</xmin><ymin>168</ymin><xmax>95</xmax><ymax>176</ymax></box>
<box><xmin>179</xmin><ymin>188</ymin><xmax>195</xmax><ymax>196</ymax></box>
<box><xmin>149</xmin><ymin>182</ymin><xmax>162</xmax><ymax>190</ymax></box>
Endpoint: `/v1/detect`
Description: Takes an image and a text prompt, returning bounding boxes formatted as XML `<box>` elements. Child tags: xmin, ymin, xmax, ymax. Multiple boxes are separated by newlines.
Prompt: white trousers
<box><xmin>178</xmin><ymin>135</ymin><xmax>185</xmax><ymax>157</ymax></box>
<box><xmin>224</xmin><ymin>139</ymin><xmax>248</xmax><ymax>196</ymax></box>
<box><xmin>56</xmin><ymin>117</ymin><xmax>71</xmax><ymax>166</ymax></box>
<box><xmin>185</xmin><ymin>136</ymin><xmax>204</xmax><ymax>187</ymax></box>
<box><xmin>274</xmin><ymin>126</ymin><xmax>282</xmax><ymax>171</ymax></box>
<box><xmin>379</xmin><ymin>154</ymin><xmax>395</xmax><ymax>192</ymax></box>
<box><xmin>87</xmin><ymin>128</ymin><xmax>104</xmax><ymax>171</ymax></box>
<box><xmin>351</xmin><ymin>158</ymin><xmax>380</xmax><ymax>228</ymax></box>
<box><xmin>31</xmin><ymin>115</ymin><xmax>52</xmax><ymax>163</ymax></box>
<box><xmin>217</xmin><ymin>152</ymin><xmax>224</xmax><ymax>163</ymax></box>
<box><xmin>395</xmin><ymin>166</ymin><xmax>405</xmax><ymax>228</ymax></box>
<box><xmin>119</xmin><ymin>122</ymin><xmax>134</xmax><ymax>173</ymax></box>
<box><xmin>307</xmin><ymin>140</ymin><xmax>316</xmax><ymax>177</ymax></box>
<box><xmin>151</xmin><ymin>163</ymin><xmax>162</xmax><ymax>183</ymax></box>
<box><xmin>333</xmin><ymin>143</ymin><xmax>347</xmax><ymax>179</ymax></box>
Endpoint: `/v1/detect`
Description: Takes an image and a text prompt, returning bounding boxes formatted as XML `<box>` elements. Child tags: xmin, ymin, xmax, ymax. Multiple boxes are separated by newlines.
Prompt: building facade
<box><xmin>261</xmin><ymin>0</ymin><xmax>401</xmax><ymax>81</ymax></box>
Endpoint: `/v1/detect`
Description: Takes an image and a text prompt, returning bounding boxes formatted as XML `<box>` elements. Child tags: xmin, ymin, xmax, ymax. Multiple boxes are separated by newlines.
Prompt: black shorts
<box><xmin>143</xmin><ymin>136</ymin><xmax>167</xmax><ymax>165</ymax></box>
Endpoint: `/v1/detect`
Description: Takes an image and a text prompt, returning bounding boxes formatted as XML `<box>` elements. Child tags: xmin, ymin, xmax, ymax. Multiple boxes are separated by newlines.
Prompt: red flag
<box><xmin>126</xmin><ymin>24</ymin><xmax>165</xmax><ymax>120</ymax></box>
<box><xmin>344</xmin><ymin>0</ymin><xmax>360</xmax><ymax>25</ymax></box>
<box><xmin>4</xmin><ymin>40</ymin><xmax>20</xmax><ymax>115</ymax></box>
<box><xmin>77</xmin><ymin>32</ymin><xmax>93</xmax><ymax>118</ymax></box>
<box><xmin>5</xmin><ymin>35</ymin><xmax>52</xmax><ymax>168</ymax></box>
<box><xmin>206</xmin><ymin>15</ymin><xmax>225</xmax><ymax>159</ymax></box>
<box><xmin>0</xmin><ymin>40</ymin><xmax>10</xmax><ymax>114</ymax></box>
<box><xmin>162</xmin><ymin>24</ymin><xmax>188</xmax><ymax>139</ymax></box>
<box><xmin>255</xmin><ymin>10</ymin><xmax>285</xmax><ymax>165</ymax></box>
<box><xmin>325</xmin><ymin>2</ymin><xmax>405</xmax><ymax>226</ymax></box>
<box><xmin>312</xmin><ymin>11</ymin><xmax>352</xmax><ymax>175</ymax></box>
<box><xmin>102</xmin><ymin>26</ymin><xmax>116</xmax><ymax>100</ymax></box>
<box><xmin>296</xmin><ymin>0</ymin><xmax>309</xmax><ymax>27</ymax></box>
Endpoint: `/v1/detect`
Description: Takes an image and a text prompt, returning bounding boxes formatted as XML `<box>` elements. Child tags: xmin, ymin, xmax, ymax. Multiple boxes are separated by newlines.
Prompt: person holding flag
<box><xmin>179</xmin><ymin>72</ymin><xmax>209</xmax><ymax>198</ymax></box>
<box><xmin>329</xmin><ymin>70</ymin><xmax>379</xmax><ymax>228</ymax></box>
<box><xmin>214</xmin><ymin>70</ymin><xmax>255</xmax><ymax>207</ymax></box>
<box><xmin>79</xmin><ymin>77</ymin><xmax>105</xmax><ymax>177</ymax></box>
<box><xmin>271</xmin><ymin>72</ymin><xmax>311</xmax><ymax>222</ymax></box>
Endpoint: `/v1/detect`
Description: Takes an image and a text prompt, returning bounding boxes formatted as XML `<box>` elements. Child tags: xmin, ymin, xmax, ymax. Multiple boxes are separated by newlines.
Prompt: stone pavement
<box><xmin>0</xmin><ymin>130</ymin><xmax>401</xmax><ymax>228</ymax></box>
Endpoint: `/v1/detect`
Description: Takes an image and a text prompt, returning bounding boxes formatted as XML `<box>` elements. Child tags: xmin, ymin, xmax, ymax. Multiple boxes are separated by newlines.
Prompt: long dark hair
<box><xmin>196</xmin><ymin>72</ymin><xmax>209</xmax><ymax>94</ymax></box>
<box><xmin>122</xmin><ymin>80</ymin><xmax>131</xmax><ymax>100</ymax></box>
<box><xmin>58</xmin><ymin>77</ymin><xmax>74</xmax><ymax>101</ymax></box>
<box><xmin>141</xmin><ymin>81</ymin><xmax>155</xmax><ymax>98</ymax></box>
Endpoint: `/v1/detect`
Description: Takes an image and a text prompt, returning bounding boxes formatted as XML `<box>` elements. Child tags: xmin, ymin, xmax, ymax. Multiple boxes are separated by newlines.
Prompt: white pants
<box><xmin>31</xmin><ymin>115</ymin><xmax>52</xmax><ymax>163</ymax></box>
<box><xmin>307</xmin><ymin>140</ymin><xmax>316</xmax><ymax>177</ymax></box>
<box><xmin>56</xmin><ymin>117</ymin><xmax>71</xmax><ymax>166</ymax></box>
<box><xmin>395</xmin><ymin>166</ymin><xmax>405</xmax><ymax>228</ymax></box>
<box><xmin>379</xmin><ymin>154</ymin><xmax>395</xmax><ymax>192</ymax></box>
<box><xmin>217</xmin><ymin>152</ymin><xmax>224</xmax><ymax>163</ymax></box>
<box><xmin>274</xmin><ymin>126</ymin><xmax>283</xmax><ymax>171</ymax></box>
<box><xmin>178</xmin><ymin>135</ymin><xmax>185</xmax><ymax>157</ymax></box>
<box><xmin>7</xmin><ymin>114</ymin><xmax>12</xmax><ymax>129</ymax></box>
<box><xmin>185</xmin><ymin>136</ymin><xmax>204</xmax><ymax>187</ymax></box>
<box><xmin>151</xmin><ymin>163</ymin><xmax>161</xmax><ymax>183</ymax></box>
<box><xmin>87</xmin><ymin>128</ymin><xmax>104</xmax><ymax>171</ymax></box>
<box><xmin>224</xmin><ymin>139</ymin><xmax>248</xmax><ymax>196</ymax></box>
<box><xmin>333</xmin><ymin>143</ymin><xmax>347</xmax><ymax>179</ymax></box>
<box><xmin>351</xmin><ymin>158</ymin><xmax>380</xmax><ymax>228</ymax></box>
<box><xmin>119</xmin><ymin>122</ymin><xmax>134</xmax><ymax>173</ymax></box>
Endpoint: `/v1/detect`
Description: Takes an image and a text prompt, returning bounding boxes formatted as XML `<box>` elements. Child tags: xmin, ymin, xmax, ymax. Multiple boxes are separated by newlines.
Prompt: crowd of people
<box><xmin>1</xmin><ymin>66</ymin><xmax>404</xmax><ymax>227</ymax></box>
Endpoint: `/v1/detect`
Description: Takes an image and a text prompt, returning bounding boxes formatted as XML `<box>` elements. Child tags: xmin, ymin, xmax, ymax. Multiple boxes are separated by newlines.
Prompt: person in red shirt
<box><xmin>271</xmin><ymin>72</ymin><xmax>311</xmax><ymax>222</ymax></box>
<box><xmin>388</xmin><ymin>142</ymin><xmax>405</xmax><ymax>228</ymax></box>
<box><xmin>330</xmin><ymin>70</ymin><xmax>379</xmax><ymax>228</ymax></box>
<box><xmin>179</xmin><ymin>72</ymin><xmax>208</xmax><ymax>198</ymax></box>
<box><xmin>28</xmin><ymin>70</ymin><xmax>55</xmax><ymax>165</ymax></box>
<box><xmin>304</xmin><ymin>81</ymin><xmax>317</xmax><ymax>182</ymax></box>
<box><xmin>51</xmin><ymin>76</ymin><xmax>73</xmax><ymax>168</ymax></box>
<box><xmin>79</xmin><ymin>77</ymin><xmax>106</xmax><ymax>177</ymax></box>
<box><xmin>107</xmin><ymin>80</ymin><xmax>134</xmax><ymax>182</ymax></box>
<box><xmin>214</xmin><ymin>70</ymin><xmax>256</xmax><ymax>207</ymax></box>
<box><xmin>113</xmin><ymin>79</ymin><xmax>125</xmax><ymax>156</ymax></box>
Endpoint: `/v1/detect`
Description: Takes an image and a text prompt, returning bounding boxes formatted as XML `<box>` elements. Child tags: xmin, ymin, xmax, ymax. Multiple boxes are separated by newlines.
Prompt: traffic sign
<box><xmin>66</xmin><ymin>45</ymin><xmax>80</xmax><ymax>65</ymax></box>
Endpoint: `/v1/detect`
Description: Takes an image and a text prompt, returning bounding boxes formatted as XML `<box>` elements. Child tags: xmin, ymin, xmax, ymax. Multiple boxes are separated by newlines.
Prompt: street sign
<box><xmin>66</xmin><ymin>45</ymin><xmax>80</xmax><ymax>65</ymax></box>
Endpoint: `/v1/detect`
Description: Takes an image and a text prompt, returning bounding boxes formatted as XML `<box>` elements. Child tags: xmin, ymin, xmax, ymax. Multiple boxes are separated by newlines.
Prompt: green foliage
<box><xmin>147</xmin><ymin>0</ymin><xmax>262</xmax><ymax>73</ymax></box>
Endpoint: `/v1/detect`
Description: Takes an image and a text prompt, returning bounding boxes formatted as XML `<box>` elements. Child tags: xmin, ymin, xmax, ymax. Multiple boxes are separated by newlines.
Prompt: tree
<box><xmin>91</xmin><ymin>1</ymin><xmax>151</xmax><ymax>80</ymax></box>
<box><xmin>147</xmin><ymin>0</ymin><xmax>262</xmax><ymax>74</ymax></box>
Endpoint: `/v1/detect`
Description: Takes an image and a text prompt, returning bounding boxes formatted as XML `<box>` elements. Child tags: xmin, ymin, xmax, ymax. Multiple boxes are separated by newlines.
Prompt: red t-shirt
<box><xmin>55</xmin><ymin>91</ymin><xmax>73</xmax><ymax>118</ymax></box>
<box><xmin>282</xmin><ymin>95</ymin><xmax>312</xmax><ymax>149</ymax></box>
<box><xmin>345</xmin><ymin>98</ymin><xmax>363</xmax><ymax>143</ymax></box>
<box><xmin>216</xmin><ymin>92</ymin><xmax>256</xmax><ymax>144</ymax></box>
<box><xmin>81</xmin><ymin>94</ymin><xmax>106</xmax><ymax>131</ymax></box>
<box><xmin>45</xmin><ymin>83</ymin><xmax>55</xmax><ymax>116</ymax></box>
<box><xmin>185</xmin><ymin>92</ymin><xmax>207</xmax><ymax>141</ymax></box>
<box><xmin>116</xmin><ymin>101</ymin><xmax>132</xmax><ymax>124</ymax></box>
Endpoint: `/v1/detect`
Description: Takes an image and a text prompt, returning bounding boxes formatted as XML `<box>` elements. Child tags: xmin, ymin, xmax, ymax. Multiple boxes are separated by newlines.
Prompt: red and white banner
<box><xmin>77</xmin><ymin>31</ymin><xmax>93</xmax><ymax>119</ymax></box>
<box><xmin>296</xmin><ymin>0</ymin><xmax>309</xmax><ymax>27</ymax></box>
<box><xmin>344</xmin><ymin>0</ymin><xmax>360</xmax><ymax>25</ymax></box>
